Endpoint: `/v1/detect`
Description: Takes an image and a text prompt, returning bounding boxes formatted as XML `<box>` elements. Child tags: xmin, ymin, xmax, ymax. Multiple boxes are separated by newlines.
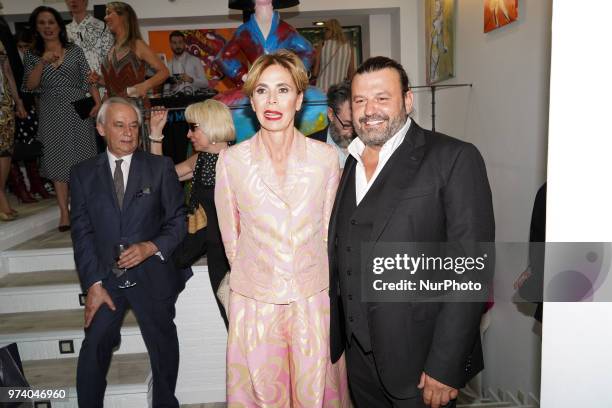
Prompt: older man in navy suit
<box><xmin>70</xmin><ymin>97</ymin><xmax>190</xmax><ymax>408</ymax></box>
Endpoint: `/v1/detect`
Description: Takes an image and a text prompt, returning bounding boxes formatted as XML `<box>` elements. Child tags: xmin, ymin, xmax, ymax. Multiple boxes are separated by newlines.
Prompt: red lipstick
<box><xmin>264</xmin><ymin>110</ymin><xmax>282</xmax><ymax>121</ymax></box>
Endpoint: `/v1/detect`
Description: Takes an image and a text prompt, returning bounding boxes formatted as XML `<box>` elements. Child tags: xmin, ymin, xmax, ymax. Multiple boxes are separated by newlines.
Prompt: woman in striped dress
<box><xmin>313</xmin><ymin>19</ymin><xmax>355</xmax><ymax>92</ymax></box>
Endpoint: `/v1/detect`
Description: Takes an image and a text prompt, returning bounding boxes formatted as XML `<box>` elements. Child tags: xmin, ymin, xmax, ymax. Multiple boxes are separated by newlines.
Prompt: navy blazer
<box><xmin>70</xmin><ymin>149</ymin><xmax>192</xmax><ymax>299</ymax></box>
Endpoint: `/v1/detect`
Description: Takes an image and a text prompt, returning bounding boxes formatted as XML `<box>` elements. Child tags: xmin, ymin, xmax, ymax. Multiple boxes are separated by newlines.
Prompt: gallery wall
<box><xmin>416</xmin><ymin>0</ymin><xmax>552</xmax><ymax>398</ymax></box>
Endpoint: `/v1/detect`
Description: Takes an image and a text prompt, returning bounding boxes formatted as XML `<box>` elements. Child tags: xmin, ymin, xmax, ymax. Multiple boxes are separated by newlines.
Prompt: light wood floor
<box><xmin>9</xmin><ymin>227</ymin><xmax>73</xmax><ymax>250</ymax></box>
<box><xmin>0</xmin><ymin>308</ymin><xmax>137</xmax><ymax>335</ymax></box>
<box><xmin>24</xmin><ymin>353</ymin><xmax>150</xmax><ymax>388</ymax></box>
<box><xmin>0</xmin><ymin>269</ymin><xmax>78</xmax><ymax>288</ymax></box>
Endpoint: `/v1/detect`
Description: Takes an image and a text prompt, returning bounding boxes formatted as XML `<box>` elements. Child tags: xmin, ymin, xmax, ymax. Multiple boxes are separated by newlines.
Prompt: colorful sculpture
<box><xmin>214</xmin><ymin>0</ymin><xmax>327</xmax><ymax>142</ymax></box>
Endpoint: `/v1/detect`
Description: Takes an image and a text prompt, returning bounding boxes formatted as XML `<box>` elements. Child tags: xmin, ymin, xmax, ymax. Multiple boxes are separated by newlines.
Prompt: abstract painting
<box><xmin>425</xmin><ymin>0</ymin><xmax>455</xmax><ymax>84</ymax></box>
<box><xmin>149</xmin><ymin>28</ymin><xmax>235</xmax><ymax>92</ymax></box>
<box><xmin>484</xmin><ymin>0</ymin><xmax>518</xmax><ymax>33</ymax></box>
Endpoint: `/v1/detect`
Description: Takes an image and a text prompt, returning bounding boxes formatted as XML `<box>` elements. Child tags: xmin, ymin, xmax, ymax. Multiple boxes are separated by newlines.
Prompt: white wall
<box><xmin>542</xmin><ymin>1</ymin><xmax>612</xmax><ymax>407</ymax></box>
<box><xmin>368</xmin><ymin>14</ymin><xmax>392</xmax><ymax>58</ymax></box>
<box><xmin>416</xmin><ymin>0</ymin><xmax>552</xmax><ymax>398</ymax></box>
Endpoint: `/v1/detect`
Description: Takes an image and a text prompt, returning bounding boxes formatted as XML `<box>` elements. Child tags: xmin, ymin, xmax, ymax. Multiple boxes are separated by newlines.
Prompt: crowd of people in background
<box><xmin>0</xmin><ymin>1</ymin><xmax>354</xmax><ymax>228</ymax></box>
<box><xmin>0</xmin><ymin>1</ymin><xmax>171</xmax><ymax>228</ymax></box>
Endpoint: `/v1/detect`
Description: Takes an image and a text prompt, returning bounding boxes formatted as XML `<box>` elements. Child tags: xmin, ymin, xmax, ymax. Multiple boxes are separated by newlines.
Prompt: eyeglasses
<box><xmin>333</xmin><ymin>110</ymin><xmax>353</xmax><ymax>130</ymax></box>
<box><xmin>187</xmin><ymin>122</ymin><xmax>200</xmax><ymax>132</ymax></box>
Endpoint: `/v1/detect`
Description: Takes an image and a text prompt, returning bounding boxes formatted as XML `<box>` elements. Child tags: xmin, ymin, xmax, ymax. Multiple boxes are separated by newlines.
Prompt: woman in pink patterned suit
<box><xmin>215</xmin><ymin>49</ymin><xmax>350</xmax><ymax>407</ymax></box>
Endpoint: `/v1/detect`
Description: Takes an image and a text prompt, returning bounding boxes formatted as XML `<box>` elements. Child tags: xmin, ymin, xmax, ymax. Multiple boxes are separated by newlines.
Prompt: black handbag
<box><xmin>71</xmin><ymin>96</ymin><xmax>96</xmax><ymax>119</ymax></box>
<box><xmin>0</xmin><ymin>343</ymin><xmax>32</xmax><ymax>407</ymax></box>
<box><xmin>12</xmin><ymin>139</ymin><xmax>43</xmax><ymax>162</ymax></box>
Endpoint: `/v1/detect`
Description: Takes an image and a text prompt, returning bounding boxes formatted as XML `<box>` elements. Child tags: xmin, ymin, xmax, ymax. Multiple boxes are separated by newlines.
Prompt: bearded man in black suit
<box><xmin>328</xmin><ymin>56</ymin><xmax>495</xmax><ymax>408</ymax></box>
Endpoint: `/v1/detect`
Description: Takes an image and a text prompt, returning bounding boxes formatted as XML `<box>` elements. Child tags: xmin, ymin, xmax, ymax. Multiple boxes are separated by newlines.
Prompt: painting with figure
<box><xmin>484</xmin><ymin>0</ymin><xmax>518</xmax><ymax>33</ymax></box>
<box><xmin>426</xmin><ymin>0</ymin><xmax>454</xmax><ymax>84</ymax></box>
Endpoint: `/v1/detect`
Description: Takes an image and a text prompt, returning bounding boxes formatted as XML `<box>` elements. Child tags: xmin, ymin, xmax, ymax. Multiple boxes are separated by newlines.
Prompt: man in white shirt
<box><xmin>166</xmin><ymin>31</ymin><xmax>208</xmax><ymax>94</ymax></box>
<box><xmin>328</xmin><ymin>56</ymin><xmax>494</xmax><ymax>408</ymax></box>
<box><xmin>65</xmin><ymin>0</ymin><xmax>113</xmax><ymax>77</ymax></box>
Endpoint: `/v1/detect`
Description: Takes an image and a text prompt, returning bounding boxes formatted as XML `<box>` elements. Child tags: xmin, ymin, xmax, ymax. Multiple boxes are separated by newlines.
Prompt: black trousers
<box><xmin>345</xmin><ymin>337</ymin><xmax>456</xmax><ymax>408</ymax></box>
<box><xmin>76</xmin><ymin>276</ymin><xmax>180</xmax><ymax>408</ymax></box>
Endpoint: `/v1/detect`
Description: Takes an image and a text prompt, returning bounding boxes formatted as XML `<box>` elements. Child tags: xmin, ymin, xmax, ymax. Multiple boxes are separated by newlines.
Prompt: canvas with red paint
<box><xmin>484</xmin><ymin>0</ymin><xmax>518</xmax><ymax>33</ymax></box>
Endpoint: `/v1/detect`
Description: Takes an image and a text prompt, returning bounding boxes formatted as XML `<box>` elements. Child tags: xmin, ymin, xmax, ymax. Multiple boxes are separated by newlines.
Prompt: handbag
<box><xmin>171</xmin><ymin>205</ymin><xmax>208</xmax><ymax>269</ymax></box>
<box><xmin>216</xmin><ymin>271</ymin><xmax>230</xmax><ymax>312</ymax></box>
<box><xmin>71</xmin><ymin>96</ymin><xmax>96</xmax><ymax>119</ymax></box>
<box><xmin>0</xmin><ymin>343</ymin><xmax>31</xmax><ymax>407</ymax></box>
<box><xmin>12</xmin><ymin>139</ymin><xmax>43</xmax><ymax>162</ymax></box>
<box><xmin>188</xmin><ymin>204</ymin><xmax>207</xmax><ymax>234</ymax></box>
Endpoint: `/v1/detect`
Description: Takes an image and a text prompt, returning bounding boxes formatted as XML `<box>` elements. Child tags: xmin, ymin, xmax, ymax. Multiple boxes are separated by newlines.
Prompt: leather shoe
<box><xmin>58</xmin><ymin>225</ymin><xmax>71</xmax><ymax>232</ymax></box>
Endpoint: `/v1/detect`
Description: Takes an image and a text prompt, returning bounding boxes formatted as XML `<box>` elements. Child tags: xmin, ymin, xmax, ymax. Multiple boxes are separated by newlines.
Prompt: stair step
<box><xmin>0</xmin><ymin>269</ymin><xmax>79</xmax><ymax>288</ymax></box>
<box><xmin>0</xmin><ymin>269</ymin><xmax>82</xmax><ymax>312</ymax></box>
<box><xmin>1</xmin><ymin>248</ymin><xmax>76</xmax><ymax>274</ymax></box>
<box><xmin>23</xmin><ymin>352</ymin><xmax>151</xmax><ymax>407</ymax></box>
<box><xmin>0</xmin><ymin>309</ymin><xmax>145</xmax><ymax>360</ymax></box>
<box><xmin>0</xmin><ymin>203</ymin><xmax>59</xmax><ymax>251</ymax></box>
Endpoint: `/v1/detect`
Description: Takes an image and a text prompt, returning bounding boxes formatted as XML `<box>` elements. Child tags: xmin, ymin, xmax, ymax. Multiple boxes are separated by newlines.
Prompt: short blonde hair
<box><xmin>184</xmin><ymin>99</ymin><xmax>235</xmax><ymax>143</ymax></box>
<box><xmin>243</xmin><ymin>49</ymin><xmax>309</xmax><ymax>97</ymax></box>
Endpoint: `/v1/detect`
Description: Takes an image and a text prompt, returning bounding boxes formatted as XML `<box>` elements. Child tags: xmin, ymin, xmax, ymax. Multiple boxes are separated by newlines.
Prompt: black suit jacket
<box><xmin>70</xmin><ymin>149</ymin><xmax>192</xmax><ymax>299</ymax></box>
<box><xmin>308</xmin><ymin>126</ymin><xmax>328</xmax><ymax>143</ymax></box>
<box><xmin>328</xmin><ymin>121</ymin><xmax>495</xmax><ymax>398</ymax></box>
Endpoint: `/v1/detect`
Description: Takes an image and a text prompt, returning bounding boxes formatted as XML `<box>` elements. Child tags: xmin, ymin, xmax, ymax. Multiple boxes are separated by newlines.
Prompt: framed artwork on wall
<box><xmin>484</xmin><ymin>0</ymin><xmax>518</xmax><ymax>33</ymax></box>
<box><xmin>425</xmin><ymin>0</ymin><xmax>455</xmax><ymax>84</ymax></box>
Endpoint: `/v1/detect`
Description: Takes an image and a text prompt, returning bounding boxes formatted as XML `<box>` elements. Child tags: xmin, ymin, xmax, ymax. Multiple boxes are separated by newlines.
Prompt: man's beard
<box><xmin>173</xmin><ymin>49</ymin><xmax>184</xmax><ymax>56</ymax></box>
<box><xmin>355</xmin><ymin>106</ymin><xmax>408</xmax><ymax>147</ymax></box>
<box><xmin>329</xmin><ymin>123</ymin><xmax>352</xmax><ymax>149</ymax></box>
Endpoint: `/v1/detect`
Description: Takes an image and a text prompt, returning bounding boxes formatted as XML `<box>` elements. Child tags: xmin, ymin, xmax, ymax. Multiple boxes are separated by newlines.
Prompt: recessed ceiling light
<box><xmin>313</xmin><ymin>21</ymin><xmax>325</xmax><ymax>26</ymax></box>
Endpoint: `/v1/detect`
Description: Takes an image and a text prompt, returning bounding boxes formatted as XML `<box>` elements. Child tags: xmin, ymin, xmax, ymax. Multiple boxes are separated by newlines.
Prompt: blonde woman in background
<box><xmin>149</xmin><ymin>99</ymin><xmax>234</xmax><ymax>328</ymax></box>
<box><xmin>313</xmin><ymin>19</ymin><xmax>355</xmax><ymax>92</ymax></box>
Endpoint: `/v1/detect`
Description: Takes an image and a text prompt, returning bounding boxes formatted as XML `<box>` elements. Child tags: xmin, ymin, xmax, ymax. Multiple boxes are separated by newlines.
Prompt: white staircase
<box><xmin>0</xmin><ymin>218</ymin><xmax>227</xmax><ymax>407</ymax></box>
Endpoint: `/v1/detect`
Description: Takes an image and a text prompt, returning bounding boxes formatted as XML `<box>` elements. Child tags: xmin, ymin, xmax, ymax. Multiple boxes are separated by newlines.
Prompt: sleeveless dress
<box><xmin>101</xmin><ymin>47</ymin><xmax>150</xmax><ymax>111</ymax></box>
